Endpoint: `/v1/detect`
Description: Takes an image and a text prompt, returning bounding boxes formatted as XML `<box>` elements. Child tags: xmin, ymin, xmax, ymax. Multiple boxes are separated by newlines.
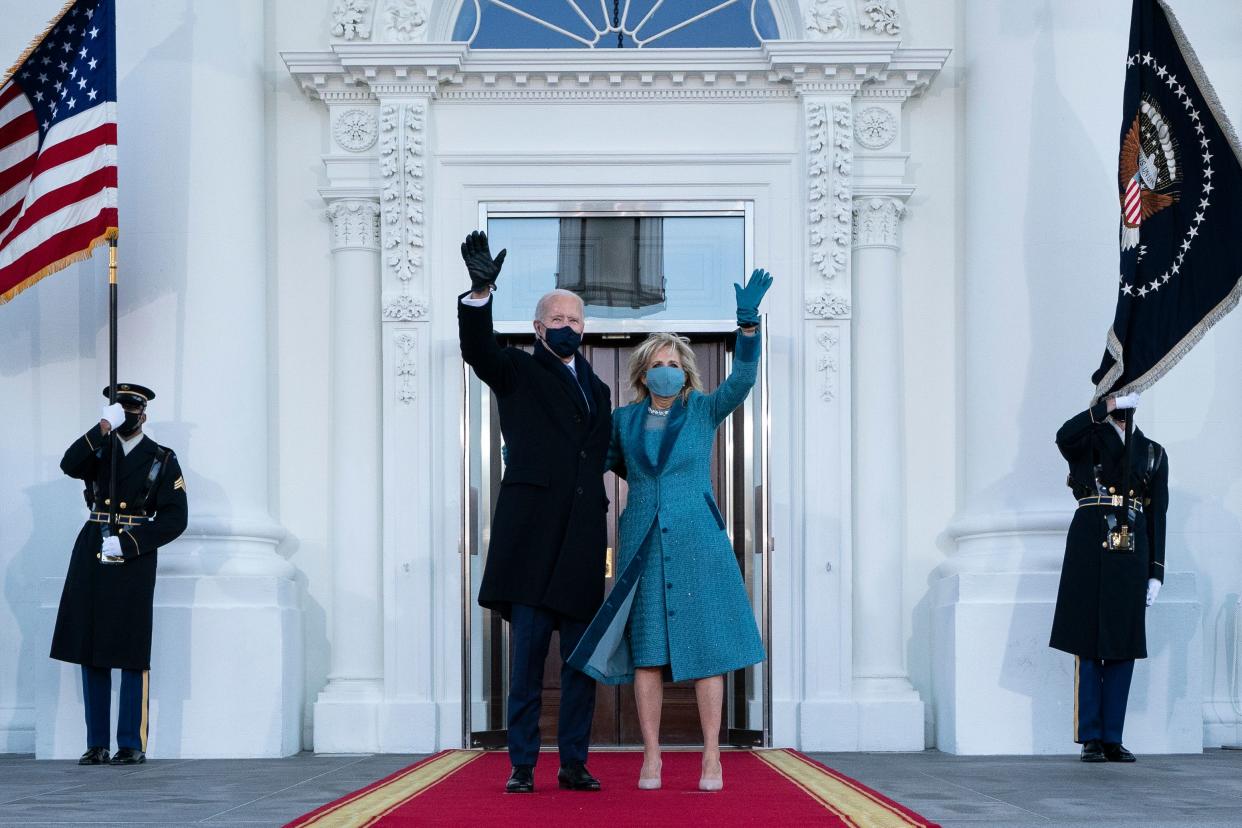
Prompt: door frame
<box><xmin>460</xmin><ymin>199</ymin><xmax>772</xmax><ymax>748</ymax></box>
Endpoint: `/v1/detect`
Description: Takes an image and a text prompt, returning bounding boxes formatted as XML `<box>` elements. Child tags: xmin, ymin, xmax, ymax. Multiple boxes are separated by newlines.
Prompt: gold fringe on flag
<box><xmin>0</xmin><ymin>225</ymin><xmax>117</xmax><ymax>306</ymax></box>
<box><xmin>1</xmin><ymin>0</ymin><xmax>81</xmax><ymax>88</ymax></box>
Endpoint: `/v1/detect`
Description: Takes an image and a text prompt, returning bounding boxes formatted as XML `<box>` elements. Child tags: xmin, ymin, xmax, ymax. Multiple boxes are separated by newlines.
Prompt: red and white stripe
<box><xmin>1123</xmin><ymin>173</ymin><xmax>1143</xmax><ymax>227</ymax></box>
<box><xmin>0</xmin><ymin>79</ymin><xmax>116</xmax><ymax>299</ymax></box>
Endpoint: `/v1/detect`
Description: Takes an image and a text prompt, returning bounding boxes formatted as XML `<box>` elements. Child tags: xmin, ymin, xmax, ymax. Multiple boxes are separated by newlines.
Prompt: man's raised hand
<box><xmin>461</xmin><ymin>230</ymin><xmax>507</xmax><ymax>294</ymax></box>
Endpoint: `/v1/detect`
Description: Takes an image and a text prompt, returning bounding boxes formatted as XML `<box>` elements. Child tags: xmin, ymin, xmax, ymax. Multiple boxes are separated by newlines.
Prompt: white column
<box><xmin>313</xmin><ymin>198</ymin><xmax>385</xmax><ymax>752</ymax></box>
<box><xmin>38</xmin><ymin>0</ymin><xmax>301</xmax><ymax>759</ymax></box>
<box><xmin>934</xmin><ymin>0</ymin><xmax>1200</xmax><ymax>755</ymax></box>
<box><xmin>850</xmin><ymin>195</ymin><xmax>924</xmax><ymax>749</ymax></box>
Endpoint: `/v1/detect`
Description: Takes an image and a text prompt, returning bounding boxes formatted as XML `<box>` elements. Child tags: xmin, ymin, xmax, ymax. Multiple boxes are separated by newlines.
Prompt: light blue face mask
<box><xmin>645</xmin><ymin>365</ymin><xmax>685</xmax><ymax>398</ymax></box>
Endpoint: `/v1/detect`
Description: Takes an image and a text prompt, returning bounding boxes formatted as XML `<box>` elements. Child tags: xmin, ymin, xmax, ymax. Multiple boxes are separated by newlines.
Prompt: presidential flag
<box><xmin>1091</xmin><ymin>0</ymin><xmax>1242</xmax><ymax>402</ymax></box>
<box><xmin>0</xmin><ymin>0</ymin><xmax>117</xmax><ymax>306</ymax></box>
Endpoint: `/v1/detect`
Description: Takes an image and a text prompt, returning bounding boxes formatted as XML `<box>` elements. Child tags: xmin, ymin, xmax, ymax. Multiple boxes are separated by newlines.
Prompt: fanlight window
<box><xmin>453</xmin><ymin>0</ymin><xmax>782</xmax><ymax>48</ymax></box>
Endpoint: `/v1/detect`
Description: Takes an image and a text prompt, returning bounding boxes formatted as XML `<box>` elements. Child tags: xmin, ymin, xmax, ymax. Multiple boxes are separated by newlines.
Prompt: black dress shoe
<box><xmin>558</xmin><ymin>763</ymin><xmax>601</xmax><ymax>791</ymax></box>
<box><xmin>506</xmin><ymin>765</ymin><xmax>534</xmax><ymax>793</ymax></box>
<box><xmin>1103</xmin><ymin>742</ymin><xmax>1136</xmax><ymax>762</ymax></box>
<box><xmin>1080</xmin><ymin>739</ymin><xmax>1106</xmax><ymax>762</ymax></box>
<box><xmin>78</xmin><ymin>747</ymin><xmax>110</xmax><ymax>765</ymax></box>
<box><xmin>109</xmin><ymin>748</ymin><xmax>146</xmax><ymax>765</ymax></box>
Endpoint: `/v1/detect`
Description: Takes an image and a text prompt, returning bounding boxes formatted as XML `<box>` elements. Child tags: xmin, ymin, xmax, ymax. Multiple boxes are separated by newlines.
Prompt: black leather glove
<box><xmin>461</xmin><ymin>230</ymin><xmax>507</xmax><ymax>293</ymax></box>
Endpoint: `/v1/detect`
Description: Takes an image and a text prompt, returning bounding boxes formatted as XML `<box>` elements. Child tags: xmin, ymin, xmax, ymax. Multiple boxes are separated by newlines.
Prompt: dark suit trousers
<box><xmin>507</xmin><ymin>604</ymin><xmax>596</xmax><ymax>767</ymax></box>
<box><xmin>82</xmin><ymin>665</ymin><xmax>148</xmax><ymax>751</ymax></box>
<box><xmin>1075</xmin><ymin>657</ymin><xmax>1134</xmax><ymax>744</ymax></box>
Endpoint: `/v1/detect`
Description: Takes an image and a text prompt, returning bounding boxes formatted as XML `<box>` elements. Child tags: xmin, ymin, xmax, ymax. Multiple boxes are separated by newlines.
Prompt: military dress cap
<box><xmin>101</xmin><ymin>383</ymin><xmax>155</xmax><ymax>408</ymax></box>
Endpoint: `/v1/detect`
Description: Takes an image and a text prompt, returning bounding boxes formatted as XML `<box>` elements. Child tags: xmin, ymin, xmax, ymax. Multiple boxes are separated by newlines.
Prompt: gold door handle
<box><xmin>605</xmin><ymin>547</ymin><xmax>614</xmax><ymax>578</ymax></box>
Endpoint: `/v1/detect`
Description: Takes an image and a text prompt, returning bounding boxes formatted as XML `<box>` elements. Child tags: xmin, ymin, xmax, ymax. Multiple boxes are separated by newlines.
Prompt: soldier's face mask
<box><xmin>117</xmin><ymin>409</ymin><xmax>144</xmax><ymax>438</ymax></box>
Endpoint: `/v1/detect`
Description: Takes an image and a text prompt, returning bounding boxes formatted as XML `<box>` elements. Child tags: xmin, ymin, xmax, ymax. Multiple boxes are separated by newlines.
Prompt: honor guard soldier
<box><xmin>1050</xmin><ymin>391</ymin><xmax>1167</xmax><ymax>763</ymax></box>
<box><xmin>50</xmin><ymin>384</ymin><xmax>188</xmax><ymax>765</ymax></box>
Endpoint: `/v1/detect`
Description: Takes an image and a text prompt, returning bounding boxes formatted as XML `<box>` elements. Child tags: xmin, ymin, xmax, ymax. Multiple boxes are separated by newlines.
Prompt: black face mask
<box><xmin>117</xmin><ymin>411</ymin><xmax>143</xmax><ymax>438</ymax></box>
<box><xmin>541</xmin><ymin>325</ymin><xmax>581</xmax><ymax>358</ymax></box>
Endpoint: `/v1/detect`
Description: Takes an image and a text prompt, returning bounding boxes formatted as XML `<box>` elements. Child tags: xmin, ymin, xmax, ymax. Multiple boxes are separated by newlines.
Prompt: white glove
<box><xmin>1146</xmin><ymin>577</ymin><xmax>1161</xmax><ymax>607</ymax></box>
<box><xmin>101</xmin><ymin>402</ymin><xmax>125</xmax><ymax>430</ymax></box>
<box><xmin>1112</xmin><ymin>392</ymin><xmax>1141</xmax><ymax>411</ymax></box>
<box><xmin>101</xmin><ymin>535</ymin><xmax>123</xmax><ymax>563</ymax></box>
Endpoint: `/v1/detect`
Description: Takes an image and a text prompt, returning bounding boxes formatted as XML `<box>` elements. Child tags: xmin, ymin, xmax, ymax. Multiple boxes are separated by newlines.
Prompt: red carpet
<box><xmin>286</xmin><ymin>749</ymin><xmax>939</xmax><ymax>827</ymax></box>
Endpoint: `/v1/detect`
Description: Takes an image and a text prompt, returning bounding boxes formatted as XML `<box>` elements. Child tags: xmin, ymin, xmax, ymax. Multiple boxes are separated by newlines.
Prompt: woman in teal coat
<box><xmin>569</xmin><ymin>269</ymin><xmax>772</xmax><ymax>793</ymax></box>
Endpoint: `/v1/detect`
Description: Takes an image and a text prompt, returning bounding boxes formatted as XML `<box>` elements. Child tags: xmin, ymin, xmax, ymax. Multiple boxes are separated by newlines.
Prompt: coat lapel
<box><xmin>624</xmin><ymin>397</ymin><xmax>689</xmax><ymax>477</ymax></box>
<box><xmin>533</xmin><ymin>344</ymin><xmax>590</xmax><ymax>420</ymax></box>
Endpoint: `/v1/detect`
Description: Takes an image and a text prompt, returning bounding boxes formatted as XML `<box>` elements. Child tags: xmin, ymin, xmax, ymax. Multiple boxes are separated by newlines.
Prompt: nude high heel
<box><xmin>637</xmin><ymin>758</ymin><xmax>662</xmax><ymax>790</ymax></box>
<box><xmin>699</xmin><ymin>759</ymin><xmax>723</xmax><ymax>792</ymax></box>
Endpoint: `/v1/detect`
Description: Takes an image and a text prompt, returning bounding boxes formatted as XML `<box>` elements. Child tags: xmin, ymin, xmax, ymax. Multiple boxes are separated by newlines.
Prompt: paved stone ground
<box><xmin>0</xmin><ymin>749</ymin><xmax>1240</xmax><ymax>826</ymax></box>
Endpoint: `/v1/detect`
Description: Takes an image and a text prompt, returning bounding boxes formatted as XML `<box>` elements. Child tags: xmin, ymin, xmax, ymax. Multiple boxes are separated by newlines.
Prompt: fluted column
<box><xmin>850</xmin><ymin>195</ymin><xmax>917</xmax><ymax>698</ymax></box>
<box><xmin>313</xmin><ymin>197</ymin><xmax>385</xmax><ymax>752</ymax></box>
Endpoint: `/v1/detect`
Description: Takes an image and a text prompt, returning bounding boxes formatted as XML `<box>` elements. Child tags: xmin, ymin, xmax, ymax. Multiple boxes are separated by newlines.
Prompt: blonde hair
<box><xmin>628</xmin><ymin>333</ymin><xmax>703</xmax><ymax>404</ymax></box>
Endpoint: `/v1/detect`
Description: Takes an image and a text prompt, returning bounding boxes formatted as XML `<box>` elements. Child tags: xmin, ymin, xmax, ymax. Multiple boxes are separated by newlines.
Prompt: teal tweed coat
<box><xmin>567</xmin><ymin>331</ymin><xmax>766</xmax><ymax>684</ymax></box>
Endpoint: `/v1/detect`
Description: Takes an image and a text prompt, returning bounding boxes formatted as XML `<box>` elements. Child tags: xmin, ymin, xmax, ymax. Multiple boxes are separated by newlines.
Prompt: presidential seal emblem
<box><xmin>1119</xmin><ymin>96</ymin><xmax>1180</xmax><ymax>251</ymax></box>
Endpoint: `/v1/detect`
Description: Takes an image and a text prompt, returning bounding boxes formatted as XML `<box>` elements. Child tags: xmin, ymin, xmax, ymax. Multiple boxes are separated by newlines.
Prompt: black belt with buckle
<box><xmin>88</xmin><ymin>511</ymin><xmax>147</xmax><ymax>527</ymax></box>
<box><xmin>1076</xmin><ymin>495</ymin><xmax>1143</xmax><ymax>514</ymax></box>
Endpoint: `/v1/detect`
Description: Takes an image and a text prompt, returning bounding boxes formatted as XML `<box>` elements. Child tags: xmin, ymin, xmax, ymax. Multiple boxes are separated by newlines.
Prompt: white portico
<box><xmin>282</xmin><ymin>0</ymin><xmax>947</xmax><ymax>754</ymax></box>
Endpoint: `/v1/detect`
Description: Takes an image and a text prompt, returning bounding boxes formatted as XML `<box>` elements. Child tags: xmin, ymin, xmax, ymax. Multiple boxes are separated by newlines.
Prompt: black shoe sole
<box><xmin>505</xmin><ymin>786</ymin><xmax>535</xmax><ymax>793</ymax></box>
<box><xmin>1080</xmin><ymin>755</ymin><xmax>1107</xmax><ymax>763</ymax></box>
<box><xmin>558</xmin><ymin>781</ymin><xmax>601</xmax><ymax>791</ymax></box>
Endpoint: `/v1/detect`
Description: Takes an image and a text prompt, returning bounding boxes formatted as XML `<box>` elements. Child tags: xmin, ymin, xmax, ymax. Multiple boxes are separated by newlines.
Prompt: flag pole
<box><xmin>107</xmin><ymin>237</ymin><xmax>118</xmax><ymax>535</ymax></box>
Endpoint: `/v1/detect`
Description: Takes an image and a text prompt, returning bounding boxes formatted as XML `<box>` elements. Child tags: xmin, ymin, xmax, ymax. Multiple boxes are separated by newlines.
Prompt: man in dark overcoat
<box><xmin>1050</xmin><ymin>391</ymin><xmax>1167</xmax><ymax>763</ymax></box>
<box><xmin>51</xmin><ymin>383</ymin><xmax>189</xmax><ymax>765</ymax></box>
<box><xmin>457</xmin><ymin>231</ymin><xmax>612</xmax><ymax>793</ymax></box>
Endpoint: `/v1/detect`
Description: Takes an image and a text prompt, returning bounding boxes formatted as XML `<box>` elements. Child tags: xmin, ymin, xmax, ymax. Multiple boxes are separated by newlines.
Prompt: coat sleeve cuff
<box><xmin>84</xmin><ymin>423</ymin><xmax>106</xmax><ymax>451</ymax></box>
<box><xmin>1088</xmin><ymin>401</ymin><xmax>1109</xmax><ymax>423</ymax></box>
<box><xmin>734</xmin><ymin>328</ymin><xmax>761</xmax><ymax>362</ymax></box>
<box><xmin>1150</xmin><ymin>560</ymin><xmax>1164</xmax><ymax>582</ymax></box>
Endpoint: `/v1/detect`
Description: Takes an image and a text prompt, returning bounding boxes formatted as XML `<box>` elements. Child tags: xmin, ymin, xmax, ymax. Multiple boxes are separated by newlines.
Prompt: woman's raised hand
<box><xmin>734</xmin><ymin>268</ymin><xmax>773</xmax><ymax>328</ymax></box>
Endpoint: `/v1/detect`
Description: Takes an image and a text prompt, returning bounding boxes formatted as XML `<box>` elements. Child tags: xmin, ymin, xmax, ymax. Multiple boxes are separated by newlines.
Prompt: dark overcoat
<box><xmin>51</xmin><ymin>424</ymin><xmax>189</xmax><ymax>670</ymax></box>
<box><xmin>1049</xmin><ymin>402</ymin><xmax>1168</xmax><ymax>660</ymax></box>
<box><xmin>459</xmin><ymin>295</ymin><xmax>612</xmax><ymax>622</ymax></box>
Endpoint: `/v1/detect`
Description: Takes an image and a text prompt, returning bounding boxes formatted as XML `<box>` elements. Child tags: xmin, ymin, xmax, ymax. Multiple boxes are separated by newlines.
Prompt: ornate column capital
<box><xmin>327</xmin><ymin>198</ymin><xmax>381</xmax><ymax>252</ymax></box>
<box><xmin>851</xmin><ymin>195</ymin><xmax>907</xmax><ymax>250</ymax></box>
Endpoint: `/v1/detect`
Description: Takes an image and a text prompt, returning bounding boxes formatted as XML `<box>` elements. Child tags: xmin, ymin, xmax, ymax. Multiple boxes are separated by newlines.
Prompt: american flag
<box><xmin>0</xmin><ymin>0</ymin><xmax>116</xmax><ymax>305</ymax></box>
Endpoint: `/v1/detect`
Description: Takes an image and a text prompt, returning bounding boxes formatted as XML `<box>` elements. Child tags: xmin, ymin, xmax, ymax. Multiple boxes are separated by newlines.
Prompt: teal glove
<box><xmin>735</xmin><ymin>268</ymin><xmax>773</xmax><ymax>328</ymax></box>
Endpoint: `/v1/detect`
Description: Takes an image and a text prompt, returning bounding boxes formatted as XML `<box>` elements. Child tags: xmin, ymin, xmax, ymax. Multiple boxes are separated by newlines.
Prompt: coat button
<box><xmin>666</xmin><ymin>582</ymin><xmax>672</xmax><ymax>589</ymax></box>
<box><xmin>668</xmin><ymin>610</ymin><xmax>676</xmax><ymax>618</ymax></box>
<box><xmin>580</xmin><ymin>450</ymin><xmax>587</xmax><ymax>458</ymax></box>
<box><xmin>1108</xmin><ymin>487</ymin><xmax>1116</xmax><ymax>494</ymax></box>
<box><xmin>576</xmin><ymin>487</ymin><xmax>583</xmax><ymax>494</ymax></box>
<box><xmin>662</xmin><ymin>527</ymin><xmax>669</xmax><ymax>533</ymax></box>
<box><xmin>119</xmin><ymin>502</ymin><xmax>127</xmax><ymax>509</ymax></box>
<box><xmin>664</xmin><ymin>556</ymin><xmax>670</xmax><ymax>562</ymax></box>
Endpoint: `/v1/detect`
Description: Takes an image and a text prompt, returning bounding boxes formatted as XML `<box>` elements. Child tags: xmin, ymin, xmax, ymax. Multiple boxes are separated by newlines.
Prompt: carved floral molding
<box><xmin>327</xmin><ymin>199</ymin><xmax>381</xmax><ymax>250</ymax></box>
<box><xmin>815</xmin><ymin>328</ymin><xmax>841</xmax><ymax>402</ymax></box>
<box><xmin>379</xmin><ymin>101</ymin><xmax>426</xmax><ymax>288</ymax></box>
<box><xmin>806</xmin><ymin>101</ymin><xmax>853</xmax><ymax>280</ymax></box>
<box><xmin>395</xmin><ymin>332</ymin><xmax>416</xmax><ymax>403</ymax></box>
<box><xmin>852</xmin><ymin>196</ymin><xmax>906</xmax><ymax>249</ymax></box>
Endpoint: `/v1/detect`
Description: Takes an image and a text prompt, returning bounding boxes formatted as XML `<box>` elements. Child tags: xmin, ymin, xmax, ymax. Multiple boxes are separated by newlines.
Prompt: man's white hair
<box><xmin>534</xmin><ymin>289</ymin><xmax>585</xmax><ymax>322</ymax></box>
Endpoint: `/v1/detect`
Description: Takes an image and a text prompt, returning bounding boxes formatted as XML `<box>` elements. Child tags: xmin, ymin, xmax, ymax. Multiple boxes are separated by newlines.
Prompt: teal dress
<box><xmin>568</xmin><ymin>331</ymin><xmax>765</xmax><ymax>684</ymax></box>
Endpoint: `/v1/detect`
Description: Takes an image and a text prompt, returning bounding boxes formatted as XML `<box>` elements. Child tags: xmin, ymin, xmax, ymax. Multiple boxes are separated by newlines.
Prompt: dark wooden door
<box><xmin>521</xmin><ymin>335</ymin><xmax>728</xmax><ymax>747</ymax></box>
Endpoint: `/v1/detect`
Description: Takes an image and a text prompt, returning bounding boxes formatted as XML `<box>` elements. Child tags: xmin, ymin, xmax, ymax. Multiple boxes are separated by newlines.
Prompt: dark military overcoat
<box><xmin>1050</xmin><ymin>402</ymin><xmax>1168</xmax><ymax>660</ymax></box>
<box><xmin>458</xmin><ymin>294</ymin><xmax>612</xmax><ymax>622</ymax></box>
<box><xmin>50</xmin><ymin>424</ymin><xmax>189</xmax><ymax>670</ymax></box>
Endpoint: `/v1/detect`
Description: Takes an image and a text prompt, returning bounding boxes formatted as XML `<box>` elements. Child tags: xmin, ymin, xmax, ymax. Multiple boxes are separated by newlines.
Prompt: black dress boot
<box><xmin>506</xmin><ymin>765</ymin><xmax>535</xmax><ymax>793</ymax></box>
<box><xmin>1080</xmin><ymin>739</ymin><xmax>1106</xmax><ymax>762</ymax></box>
<box><xmin>1103</xmin><ymin>742</ymin><xmax>1136</xmax><ymax>762</ymax></box>
<box><xmin>558</xmin><ymin>762</ymin><xmax>601</xmax><ymax>791</ymax></box>
<box><xmin>78</xmin><ymin>747</ymin><xmax>110</xmax><ymax>765</ymax></box>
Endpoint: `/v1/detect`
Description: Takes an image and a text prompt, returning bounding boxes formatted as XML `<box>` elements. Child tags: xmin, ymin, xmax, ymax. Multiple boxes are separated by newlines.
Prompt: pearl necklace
<box><xmin>647</xmin><ymin>406</ymin><xmax>671</xmax><ymax>417</ymax></box>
